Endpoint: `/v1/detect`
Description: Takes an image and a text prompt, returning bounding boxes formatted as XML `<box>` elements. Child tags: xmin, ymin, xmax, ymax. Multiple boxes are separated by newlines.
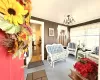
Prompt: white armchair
<box><xmin>46</xmin><ymin>44</ymin><xmax>68</xmax><ymax>68</ymax></box>
<box><xmin>67</xmin><ymin>42</ymin><xmax>77</xmax><ymax>57</ymax></box>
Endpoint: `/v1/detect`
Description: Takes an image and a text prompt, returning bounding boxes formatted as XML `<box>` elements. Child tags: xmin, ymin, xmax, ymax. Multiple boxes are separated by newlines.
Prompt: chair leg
<box><xmin>47</xmin><ymin>56</ymin><xmax>49</xmax><ymax>61</ymax></box>
<box><xmin>52</xmin><ymin>62</ymin><xmax>54</xmax><ymax>68</ymax></box>
<box><xmin>50</xmin><ymin>61</ymin><xmax>54</xmax><ymax>68</ymax></box>
<box><xmin>50</xmin><ymin>61</ymin><xmax>52</xmax><ymax>66</ymax></box>
<box><xmin>47</xmin><ymin>56</ymin><xmax>52</xmax><ymax>66</ymax></box>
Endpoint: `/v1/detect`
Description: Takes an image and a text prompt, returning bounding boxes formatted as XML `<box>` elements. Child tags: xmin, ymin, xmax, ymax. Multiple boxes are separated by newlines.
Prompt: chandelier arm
<box><xmin>63</xmin><ymin>15</ymin><xmax>75</xmax><ymax>25</ymax></box>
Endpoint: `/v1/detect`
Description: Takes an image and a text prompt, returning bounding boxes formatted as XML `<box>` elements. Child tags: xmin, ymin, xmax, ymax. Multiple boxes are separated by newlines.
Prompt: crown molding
<box><xmin>70</xmin><ymin>18</ymin><xmax>100</xmax><ymax>28</ymax></box>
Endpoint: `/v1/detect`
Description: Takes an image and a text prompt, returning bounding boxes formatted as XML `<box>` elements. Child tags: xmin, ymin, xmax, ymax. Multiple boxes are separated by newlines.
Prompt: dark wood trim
<box><xmin>68</xmin><ymin>27</ymin><xmax>70</xmax><ymax>32</ymax></box>
<box><xmin>70</xmin><ymin>18</ymin><xmax>100</xmax><ymax>28</ymax></box>
<box><xmin>31</xmin><ymin>16</ymin><xmax>69</xmax><ymax>27</ymax></box>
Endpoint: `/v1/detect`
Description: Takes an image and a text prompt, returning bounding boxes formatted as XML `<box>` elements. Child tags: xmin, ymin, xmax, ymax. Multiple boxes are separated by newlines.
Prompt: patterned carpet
<box><xmin>26</xmin><ymin>70</ymin><xmax>48</xmax><ymax>80</ymax></box>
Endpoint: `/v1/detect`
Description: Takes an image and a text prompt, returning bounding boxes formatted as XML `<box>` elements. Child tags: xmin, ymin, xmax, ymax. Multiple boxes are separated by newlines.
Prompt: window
<box><xmin>70</xmin><ymin>23</ymin><xmax>100</xmax><ymax>49</ymax></box>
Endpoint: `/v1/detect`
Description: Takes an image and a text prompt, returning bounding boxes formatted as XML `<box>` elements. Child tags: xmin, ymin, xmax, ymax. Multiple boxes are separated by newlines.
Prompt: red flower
<box><xmin>74</xmin><ymin>58</ymin><xmax>98</xmax><ymax>78</ymax></box>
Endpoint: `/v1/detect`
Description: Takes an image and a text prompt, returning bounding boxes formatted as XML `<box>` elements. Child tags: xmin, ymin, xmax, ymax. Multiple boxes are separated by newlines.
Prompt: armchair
<box><xmin>67</xmin><ymin>42</ymin><xmax>77</xmax><ymax>57</ymax></box>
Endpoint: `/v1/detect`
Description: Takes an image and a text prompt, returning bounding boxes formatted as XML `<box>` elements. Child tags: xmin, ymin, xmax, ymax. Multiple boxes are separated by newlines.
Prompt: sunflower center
<box><xmin>8</xmin><ymin>8</ymin><xmax>16</xmax><ymax>15</ymax></box>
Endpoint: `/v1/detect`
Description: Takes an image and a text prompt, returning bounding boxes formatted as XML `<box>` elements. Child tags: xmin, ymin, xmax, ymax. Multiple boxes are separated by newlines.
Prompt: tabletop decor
<box><xmin>74</xmin><ymin>58</ymin><xmax>98</xmax><ymax>80</ymax></box>
<box><xmin>0</xmin><ymin>0</ymin><xmax>32</xmax><ymax>58</ymax></box>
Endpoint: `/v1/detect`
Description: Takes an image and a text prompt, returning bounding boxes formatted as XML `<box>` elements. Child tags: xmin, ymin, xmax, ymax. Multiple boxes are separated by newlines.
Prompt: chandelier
<box><xmin>63</xmin><ymin>15</ymin><xmax>75</xmax><ymax>25</ymax></box>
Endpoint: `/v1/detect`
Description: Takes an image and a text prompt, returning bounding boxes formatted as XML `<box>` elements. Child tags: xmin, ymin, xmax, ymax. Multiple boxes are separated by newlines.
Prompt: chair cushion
<box><xmin>46</xmin><ymin>46</ymin><xmax>53</xmax><ymax>53</ymax></box>
<box><xmin>46</xmin><ymin>44</ymin><xmax>64</xmax><ymax>54</ymax></box>
<box><xmin>51</xmin><ymin>44</ymin><xmax>63</xmax><ymax>54</ymax></box>
<box><xmin>52</xmin><ymin>52</ymin><xmax>66</xmax><ymax>60</ymax></box>
<box><xmin>68</xmin><ymin>43</ymin><xmax>76</xmax><ymax>49</ymax></box>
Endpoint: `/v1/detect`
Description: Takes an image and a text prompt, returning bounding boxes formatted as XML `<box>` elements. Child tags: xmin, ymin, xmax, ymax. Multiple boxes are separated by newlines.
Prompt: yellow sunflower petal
<box><xmin>22</xmin><ymin>10</ymin><xmax>28</xmax><ymax>15</ymax></box>
<box><xmin>17</xmin><ymin>15</ymin><xmax>23</xmax><ymax>24</ymax></box>
<box><xmin>10</xmin><ymin>0</ymin><xmax>17</xmax><ymax>8</ymax></box>
<box><xmin>4</xmin><ymin>15</ymin><xmax>8</xmax><ymax>20</ymax></box>
<box><xmin>1</xmin><ymin>0</ymin><xmax>9</xmax><ymax>8</ymax></box>
<box><xmin>12</xmin><ymin>16</ymin><xmax>18</xmax><ymax>26</ymax></box>
<box><xmin>16</xmin><ymin>2</ymin><xmax>23</xmax><ymax>9</ymax></box>
<box><xmin>5</xmin><ymin>0</ymin><xmax>10</xmax><ymax>7</ymax></box>
<box><xmin>0</xmin><ymin>8</ymin><xmax>6</xmax><ymax>14</ymax></box>
<box><xmin>0</xmin><ymin>0</ymin><xmax>28</xmax><ymax>25</ymax></box>
<box><xmin>9</xmin><ymin>15</ymin><xmax>13</xmax><ymax>23</ymax></box>
<box><xmin>16</xmin><ymin>2</ymin><xmax>28</xmax><ymax>15</ymax></box>
<box><xmin>0</xmin><ymin>1</ymin><xmax>7</xmax><ymax>10</ymax></box>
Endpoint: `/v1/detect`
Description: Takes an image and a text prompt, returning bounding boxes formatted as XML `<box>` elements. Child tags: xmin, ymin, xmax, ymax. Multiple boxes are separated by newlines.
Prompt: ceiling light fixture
<box><xmin>63</xmin><ymin>15</ymin><xmax>75</xmax><ymax>25</ymax></box>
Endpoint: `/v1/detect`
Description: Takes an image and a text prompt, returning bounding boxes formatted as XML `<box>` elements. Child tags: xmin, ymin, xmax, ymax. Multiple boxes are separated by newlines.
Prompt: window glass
<box><xmin>70</xmin><ymin>23</ymin><xmax>100</xmax><ymax>49</ymax></box>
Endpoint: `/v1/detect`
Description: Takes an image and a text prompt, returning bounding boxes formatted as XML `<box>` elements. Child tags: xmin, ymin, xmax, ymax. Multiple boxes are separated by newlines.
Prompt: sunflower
<box><xmin>0</xmin><ymin>0</ymin><xmax>28</xmax><ymax>25</ymax></box>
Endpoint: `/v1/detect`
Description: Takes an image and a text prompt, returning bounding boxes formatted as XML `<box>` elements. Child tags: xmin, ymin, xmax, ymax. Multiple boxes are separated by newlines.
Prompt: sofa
<box><xmin>46</xmin><ymin>44</ymin><xmax>68</xmax><ymax>68</ymax></box>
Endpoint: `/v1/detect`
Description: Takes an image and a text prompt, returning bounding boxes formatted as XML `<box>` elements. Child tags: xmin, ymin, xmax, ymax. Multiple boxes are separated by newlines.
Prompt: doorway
<box><xmin>31</xmin><ymin>23</ymin><xmax>42</xmax><ymax>62</ymax></box>
<box><xmin>28</xmin><ymin>20</ymin><xmax>44</xmax><ymax>63</ymax></box>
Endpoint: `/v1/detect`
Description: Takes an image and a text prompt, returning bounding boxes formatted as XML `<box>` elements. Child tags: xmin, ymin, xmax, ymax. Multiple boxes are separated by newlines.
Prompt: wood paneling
<box><xmin>44</xmin><ymin>21</ymin><xmax>58</xmax><ymax>44</ymax></box>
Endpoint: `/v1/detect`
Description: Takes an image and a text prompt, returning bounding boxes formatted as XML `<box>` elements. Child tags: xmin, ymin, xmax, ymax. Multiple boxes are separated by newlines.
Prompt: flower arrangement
<box><xmin>74</xmin><ymin>58</ymin><xmax>98</xmax><ymax>80</ymax></box>
<box><xmin>0</xmin><ymin>0</ymin><xmax>32</xmax><ymax>58</ymax></box>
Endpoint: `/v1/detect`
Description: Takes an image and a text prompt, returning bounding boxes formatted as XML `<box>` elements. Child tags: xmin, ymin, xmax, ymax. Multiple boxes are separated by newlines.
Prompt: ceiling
<box><xmin>31</xmin><ymin>0</ymin><xmax>100</xmax><ymax>25</ymax></box>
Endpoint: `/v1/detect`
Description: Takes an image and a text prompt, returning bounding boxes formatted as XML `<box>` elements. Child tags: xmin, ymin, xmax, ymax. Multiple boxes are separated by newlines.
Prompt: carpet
<box><xmin>28</xmin><ymin>60</ymin><xmax>44</xmax><ymax>69</ymax></box>
<box><xmin>26</xmin><ymin>70</ymin><xmax>48</xmax><ymax>80</ymax></box>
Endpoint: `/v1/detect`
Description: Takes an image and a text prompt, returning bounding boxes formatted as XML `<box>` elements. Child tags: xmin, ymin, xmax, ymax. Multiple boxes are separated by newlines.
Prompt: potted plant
<box><xmin>74</xmin><ymin>58</ymin><xmax>98</xmax><ymax>80</ymax></box>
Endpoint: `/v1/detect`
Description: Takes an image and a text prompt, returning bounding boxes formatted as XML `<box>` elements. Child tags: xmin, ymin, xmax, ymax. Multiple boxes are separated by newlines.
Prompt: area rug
<box><xmin>28</xmin><ymin>60</ymin><xmax>44</xmax><ymax>69</ymax></box>
<box><xmin>26</xmin><ymin>70</ymin><xmax>48</xmax><ymax>80</ymax></box>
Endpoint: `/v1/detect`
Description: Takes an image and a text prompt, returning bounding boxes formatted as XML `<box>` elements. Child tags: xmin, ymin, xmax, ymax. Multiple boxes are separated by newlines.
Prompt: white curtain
<box><xmin>57</xmin><ymin>25</ymin><xmax>68</xmax><ymax>46</ymax></box>
<box><xmin>70</xmin><ymin>23</ymin><xmax>100</xmax><ymax>49</ymax></box>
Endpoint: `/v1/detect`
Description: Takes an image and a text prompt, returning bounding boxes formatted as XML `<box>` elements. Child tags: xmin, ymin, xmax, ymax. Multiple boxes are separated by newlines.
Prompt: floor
<box><xmin>25</xmin><ymin>55</ymin><xmax>76</xmax><ymax>80</ymax></box>
<box><xmin>31</xmin><ymin>55</ymin><xmax>42</xmax><ymax>62</ymax></box>
<box><xmin>31</xmin><ymin>45</ymin><xmax>41</xmax><ymax>62</ymax></box>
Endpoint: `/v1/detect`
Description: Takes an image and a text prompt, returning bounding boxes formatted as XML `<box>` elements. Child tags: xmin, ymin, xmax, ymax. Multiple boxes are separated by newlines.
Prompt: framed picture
<box><xmin>49</xmin><ymin>28</ymin><xmax>54</xmax><ymax>36</ymax></box>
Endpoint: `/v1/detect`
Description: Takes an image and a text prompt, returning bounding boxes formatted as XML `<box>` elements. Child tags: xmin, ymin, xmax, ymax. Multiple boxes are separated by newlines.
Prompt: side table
<box><xmin>77</xmin><ymin>51</ymin><xmax>86</xmax><ymax>59</ymax></box>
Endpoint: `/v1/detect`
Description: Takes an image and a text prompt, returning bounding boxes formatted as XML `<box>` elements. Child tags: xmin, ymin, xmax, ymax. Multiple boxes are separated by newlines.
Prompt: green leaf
<box><xmin>6</xmin><ymin>25</ymin><xmax>20</xmax><ymax>34</ymax></box>
<box><xmin>0</xmin><ymin>19</ymin><xmax>21</xmax><ymax>34</ymax></box>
